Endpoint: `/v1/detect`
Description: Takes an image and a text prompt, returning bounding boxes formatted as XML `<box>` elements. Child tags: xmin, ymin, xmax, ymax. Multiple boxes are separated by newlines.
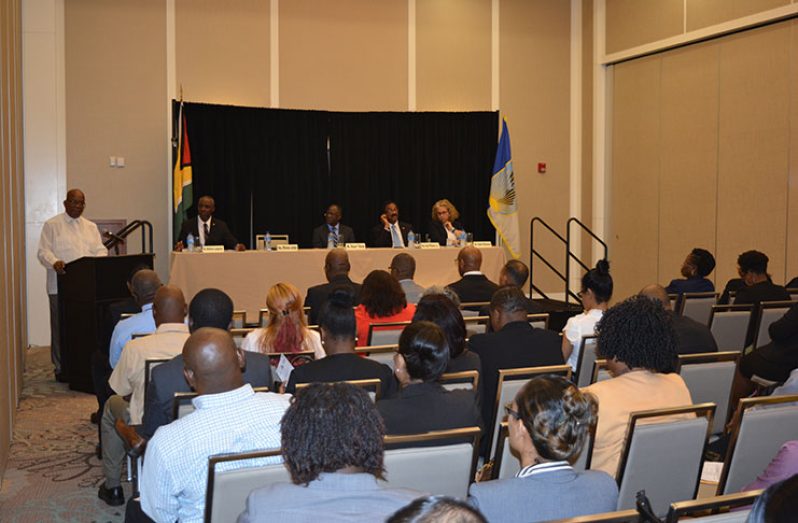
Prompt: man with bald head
<box><xmin>139</xmin><ymin>328</ymin><xmax>290</xmax><ymax>522</ymax></box>
<box><xmin>174</xmin><ymin>195</ymin><xmax>245</xmax><ymax>251</ymax></box>
<box><xmin>446</xmin><ymin>246</ymin><xmax>499</xmax><ymax>306</ymax></box>
<box><xmin>639</xmin><ymin>284</ymin><xmax>718</xmax><ymax>355</ymax></box>
<box><xmin>98</xmin><ymin>285</ymin><xmax>190</xmax><ymax>507</ymax></box>
<box><xmin>305</xmin><ymin>248</ymin><xmax>362</xmax><ymax>324</ymax></box>
<box><xmin>38</xmin><ymin>188</ymin><xmax>108</xmax><ymax>381</ymax></box>
<box><xmin>390</xmin><ymin>252</ymin><xmax>425</xmax><ymax>303</ymax></box>
<box><xmin>108</xmin><ymin>269</ymin><xmax>162</xmax><ymax>368</ymax></box>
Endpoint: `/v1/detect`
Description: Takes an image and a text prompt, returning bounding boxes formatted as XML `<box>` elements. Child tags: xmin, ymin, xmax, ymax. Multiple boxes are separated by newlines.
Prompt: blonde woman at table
<box><xmin>242</xmin><ymin>282</ymin><xmax>325</xmax><ymax>360</ymax></box>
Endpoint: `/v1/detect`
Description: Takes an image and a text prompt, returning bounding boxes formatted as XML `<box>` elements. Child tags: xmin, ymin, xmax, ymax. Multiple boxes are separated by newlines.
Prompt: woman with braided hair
<box><xmin>468</xmin><ymin>375</ymin><xmax>617</xmax><ymax>522</ymax></box>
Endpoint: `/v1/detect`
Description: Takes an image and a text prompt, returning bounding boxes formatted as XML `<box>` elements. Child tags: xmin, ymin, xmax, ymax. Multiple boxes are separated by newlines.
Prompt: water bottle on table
<box><xmin>327</xmin><ymin>231</ymin><xmax>335</xmax><ymax>249</ymax></box>
<box><xmin>264</xmin><ymin>231</ymin><xmax>272</xmax><ymax>251</ymax></box>
<box><xmin>186</xmin><ymin>233</ymin><xmax>195</xmax><ymax>252</ymax></box>
<box><xmin>407</xmin><ymin>230</ymin><xmax>415</xmax><ymax>249</ymax></box>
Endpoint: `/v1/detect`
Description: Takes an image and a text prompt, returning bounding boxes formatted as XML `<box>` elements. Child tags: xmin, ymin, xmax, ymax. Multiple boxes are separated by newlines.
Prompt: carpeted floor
<box><xmin>0</xmin><ymin>347</ymin><xmax>129</xmax><ymax>523</ymax></box>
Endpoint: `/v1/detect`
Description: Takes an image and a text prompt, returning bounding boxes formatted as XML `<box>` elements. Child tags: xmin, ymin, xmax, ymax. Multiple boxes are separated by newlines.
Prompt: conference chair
<box><xmin>574</xmin><ymin>335</ymin><xmax>598</xmax><ymax>388</ymax></box>
<box><xmin>668</xmin><ymin>293</ymin><xmax>681</xmax><ymax>312</ymax></box>
<box><xmin>204</xmin><ymin>449</ymin><xmax>287</xmax><ymax>523</ymax></box>
<box><xmin>716</xmin><ymin>394</ymin><xmax>798</xmax><ymax>495</ymax></box>
<box><xmin>489</xmin><ymin>365</ymin><xmax>572</xmax><ymax>458</ymax></box>
<box><xmin>590</xmin><ymin>359</ymin><xmax>612</xmax><ymax>385</ymax></box>
<box><xmin>677</xmin><ymin>292</ymin><xmax>718</xmax><ymax>325</ymax></box>
<box><xmin>615</xmin><ymin>403</ymin><xmax>715</xmax><ymax>516</ymax></box>
<box><xmin>542</xmin><ymin>510</ymin><xmax>640</xmax><ymax>523</ymax></box>
<box><xmin>527</xmin><ymin>312</ymin><xmax>550</xmax><ymax>330</ymax></box>
<box><xmin>708</xmin><ymin>304</ymin><xmax>753</xmax><ymax>352</ymax></box>
<box><xmin>258</xmin><ymin>309</ymin><xmax>269</xmax><ymax>327</ymax></box>
<box><xmin>752</xmin><ymin>300</ymin><xmax>793</xmax><ymax>349</ymax></box>
<box><xmin>231</xmin><ymin>310</ymin><xmax>246</xmax><ymax>329</ymax></box>
<box><xmin>354</xmin><ymin>344</ymin><xmax>398</xmax><ymax>369</ymax></box>
<box><xmin>463</xmin><ymin>315</ymin><xmax>489</xmax><ymax>338</ymax></box>
<box><xmin>367</xmin><ymin>320</ymin><xmax>410</xmax><ymax>346</ymax></box>
<box><xmin>131</xmin><ymin>333</ymin><xmax>151</xmax><ymax>340</ymax></box>
<box><xmin>230</xmin><ymin>328</ymin><xmax>254</xmax><ymax>349</ymax></box>
<box><xmin>295</xmin><ymin>378</ymin><xmax>382</xmax><ymax>401</ymax></box>
<box><xmin>173</xmin><ymin>386</ymin><xmax>271</xmax><ymax>421</ymax></box>
<box><xmin>676</xmin><ymin>352</ymin><xmax>740</xmax><ymax>436</ymax></box>
<box><xmin>439</xmin><ymin>370</ymin><xmax>479</xmax><ymax>392</ymax></box>
<box><xmin>664</xmin><ymin>489</ymin><xmax>762</xmax><ymax>523</ymax></box>
<box><xmin>460</xmin><ymin>302</ymin><xmax>490</xmax><ymax>315</ymax></box>
<box><xmin>143</xmin><ymin>358</ymin><xmax>171</xmax><ymax>407</ymax></box>
<box><xmin>788</xmin><ymin>287</ymin><xmax>798</xmax><ymax>302</ymax></box>
<box><xmin>382</xmin><ymin>426</ymin><xmax>481</xmax><ymax>498</ymax></box>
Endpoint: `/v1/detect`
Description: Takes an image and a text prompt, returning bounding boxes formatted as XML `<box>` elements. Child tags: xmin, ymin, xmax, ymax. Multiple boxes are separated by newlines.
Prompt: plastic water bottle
<box><xmin>407</xmin><ymin>230</ymin><xmax>415</xmax><ymax>249</ymax></box>
<box><xmin>458</xmin><ymin>230</ymin><xmax>467</xmax><ymax>247</ymax></box>
<box><xmin>327</xmin><ymin>231</ymin><xmax>335</xmax><ymax>249</ymax></box>
<box><xmin>264</xmin><ymin>231</ymin><xmax>272</xmax><ymax>251</ymax></box>
<box><xmin>186</xmin><ymin>233</ymin><xmax>195</xmax><ymax>252</ymax></box>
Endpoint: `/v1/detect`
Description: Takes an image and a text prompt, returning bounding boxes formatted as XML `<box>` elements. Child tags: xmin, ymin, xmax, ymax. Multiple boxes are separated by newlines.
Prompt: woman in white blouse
<box><xmin>562</xmin><ymin>259</ymin><xmax>613</xmax><ymax>370</ymax></box>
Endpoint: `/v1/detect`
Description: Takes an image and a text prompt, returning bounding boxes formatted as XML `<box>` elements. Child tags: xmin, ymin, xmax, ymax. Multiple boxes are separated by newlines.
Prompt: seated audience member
<box><xmin>355</xmin><ymin>270</ymin><xmax>416</xmax><ymax>346</ymax></box>
<box><xmin>311</xmin><ymin>203</ymin><xmax>356</xmax><ymax>248</ymax></box>
<box><xmin>733</xmin><ymin>251</ymin><xmax>790</xmax><ymax>347</ymax></box>
<box><xmin>108</xmin><ymin>269</ymin><xmax>162</xmax><ymax>369</ymax></box>
<box><xmin>239</xmin><ymin>383</ymin><xmax>421</xmax><ymax>522</ymax></box>
<box><xmin>422</xmin><ymin>285</ymin><xmax>462</xmax><ymax>308</ymax></box>
<box><xmin>787</xmin><ymin>276</ymin><xmax>798</xmax><ymax>289</ymax></box>
<box><xmin>140</xmin><ymin>288</ymin><xmax>272</xmax><ymax>440</ymax></box>
<box><xmin>139</xmin><ymin>328</ymin><xmax>290</xmax><ymax>522</ymax></box>
<box><xmin>582</xmin><ymin>296</ymin><xmax>692</xmax><ymax>477</ymax></box>
<box><xmin>468</xmin><ymin>287</ymin><xmax>563</xmax><ymax>449</ymax></box>
<box><xmin>286</xmin><ymin>289</ymin><xmax>396</xmax><ymax>396</ymax></box>
<box><xmin>742</xmin><ymin>441</ymin><xmax>798</xmax><ymax>492</ymax></box>
<box><xmin>97</xmin><ymin>286</ymin><xmax>189</xmax><ymax>507</ymax></box>
<box><xmin>413</xmin><ymin>294</ymin><xmax>480</xmax><ymax>375</ymax></box>
<box><xmin>468</xmin><ymin>376</ymin><xmax>618</xmax><ymax>522</ymax></box>
<box><xmin>390</xmin><ymin>253</ymin><xmax>425</xmax><ymax>304</ymax></box>
<box><xmin>377</xmin><ymin>322</ymin><xmax>482</xmax><ymax>437</ymax></box>
<box><xmin>174</xmin><ymin>195</ymin><xmax>245</xmax><ymax>251</ymax></box>
<box><xmin>497</xmin><ymin>259</ymin><xmax>544</xmax><ymax>313</ymax></box>
<box><xmin>745</xmin><ymin>474</ymin><xmax>798</xmax><ymax>523</ymax></box>
<box><xmin>389</xmin><ymin>496</ymin><xmax>487</xmax><ymax>523</ymax></box>
<box><xmin>428</xmin><ymin>199</ymin><xmax>465</xmax><ymax>247</ymax></box>
<box><xmin>372</xmin><ymin>201</ymin><xmax>413</xmax><ymax>248</ymax></box>
<box><xmin>639</xmin><ymin>284</ymin><xmax>718</xmax><ymax>355</ymax></box>
<box><xmin>446</xmin><ymin>246</ymin><xmax>499</xmax><ymax>306</ymax></box>
<box><xmin>242</xmin><ymin>282</ymin><xmax>324</xmax><ymax>360</ymax></box>
<box><xmin>561</xmin><ymin>260</ymin><xmax>612</xmax><ymax>371</ymax></box>
<box><xmin>665</xmin><ymin>248</ymin><xmax>716</xmax><ymax>295</ymax></box>
<box><xmin>305</xmin><ymin>248</ymin><xmax>361</xmax><ymax>325</ymax></box>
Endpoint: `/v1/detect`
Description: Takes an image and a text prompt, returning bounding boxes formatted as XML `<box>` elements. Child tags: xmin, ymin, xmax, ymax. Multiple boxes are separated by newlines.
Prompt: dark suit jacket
<box><xmin>140</xmin><ymin>351</ymin><xmax>272</xmax><ymax>439</ymax></box>
<box><xmin>311</xmin><ymin>224</ymin><xmax>356</xmax><ymax>248</ymax></box>
<box><xmin>787</xmin><ymin>277</ymin><xmax>798</xmax><ymax>289</ymax></box>
<box><xmin>666</xmin><ymin>277</ymin><xmax>715</xmax><ymax>295</ymax></box>
<box><xmin>447</xmin><ymin>274</ymin><xmax>499</xmax><ymax>305</ymax></box>
<box><xmin>285</xmin><ymin>352</ymin><xmax>397</xmax><ymax>397</ymax></box>
<box><xmin>468</xmin><ymin>321</ymin><xmax>563</xmax><ymax>442</ymax></box>
<box><xmin>304</xmin><ymin>275</ymin><xmax>362</xmax><ymax>325</ymax></box>
<box><xmin>427</xmin><ymin>220</ymin><xmax>464</xmax><ymax>246</ymax></box>
<box><xmin>672</xmin><ymin>314</ymin><xmax>718</xmax><ymax>355</ymax></box>
<box><xmin>178</xmin><ymin>216</ymin><xmax>239</xmax><ymax>250</ymax></box>
<box><xmin>480</xmin><ymin>296</ymin><xmax>545</xmax><ymax>332</ymax></box>
<box><xmin>735</xmin><ymin>281</ymin><xmax>791</xmax><ymax>347</ymax></box>
<box><xmin>371</xmin><ymin>221</ymin><xmax>413</xmax><ymax>248</ymax></box>
<box><xmin>719</xmin><ymin>278</ymin><xmax>746</xmax><ymax>305</ymax></box>
<box><xmin>756</xmin><ymin>303</ymin><xmax>798</xmax><ymax>366</ymax></box>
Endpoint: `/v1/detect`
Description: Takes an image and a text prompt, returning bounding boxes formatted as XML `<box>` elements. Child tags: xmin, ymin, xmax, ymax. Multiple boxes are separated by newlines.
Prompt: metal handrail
<box><xmin>103</xmin><ymin>219</ymin><xmax>154</xmax><ymax>254</ymax></box>
<box><xmin>566</xmin><ymin>217</ymin><xmax>608</xmax><ymax>306</ymax></box>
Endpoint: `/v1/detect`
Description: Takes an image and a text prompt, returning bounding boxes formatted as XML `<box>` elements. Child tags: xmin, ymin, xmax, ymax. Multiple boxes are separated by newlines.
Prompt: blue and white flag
<box><xmin>488</xmin><ymin>119</ymin><xmax>521</xmax><ymax>259</ymax></box>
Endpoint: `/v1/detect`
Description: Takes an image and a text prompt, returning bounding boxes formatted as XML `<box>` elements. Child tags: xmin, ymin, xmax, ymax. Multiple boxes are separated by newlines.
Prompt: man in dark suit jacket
<box><xmin>304</xmin><ymin>249</ymin><xmax>362</xmax><ymax>325</ymax></box>
<box><xmin>174</xmin><ymin>195</ymin><xmax>245</xmax><ymax>251</ymax></box>
<box><xmin>640</xmin><ymin>284</ymin><xmax>718</xmax><ymax>355</ymax></box>
<box><xmin>371</xmin><ymin>201</ymin><xmax>413</xmax><ymax>248</ymax></box>
<box><xmin>311</xmin><ymin>204</ymin><xmax>357</xmax><ymax>248</ymax></box>
<box><xmin>468</xmin><ymin>287</ymin><xmax>563</xmax><ymax>451</ymax></box>
<box><xmin>732</xmin><ymin>251</ymin><xmax>791</xmax><ymax>346</ymax></box>
<box><xmin>446</xmin><ymin>246</ymin><xmax>499</xmax><ymax>306</ymax></box>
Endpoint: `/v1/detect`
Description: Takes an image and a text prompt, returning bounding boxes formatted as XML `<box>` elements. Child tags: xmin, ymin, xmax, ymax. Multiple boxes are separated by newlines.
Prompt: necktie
<box><xmin>390</xmin><ymin>224</ymin><xmax>403</xmax><ymax>248</ymax></box>
<box><xmin>203</xmin><ymin>223</ymin><xmax>210</xmax><ymax>246</ymax></box>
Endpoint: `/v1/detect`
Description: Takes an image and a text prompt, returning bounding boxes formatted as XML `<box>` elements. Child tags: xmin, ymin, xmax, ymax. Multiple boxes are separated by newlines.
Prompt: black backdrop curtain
<box><xmin>175</xmin><ymin>101</ymin><xmax>498</xmax><ymax>248</ymax></box>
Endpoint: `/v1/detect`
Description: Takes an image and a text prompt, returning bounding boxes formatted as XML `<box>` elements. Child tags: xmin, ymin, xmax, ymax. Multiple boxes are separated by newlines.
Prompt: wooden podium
<box><xmin>57</xmin><ymin>254</ymin><xmax>154</xmax><ymax>393</ymax></box>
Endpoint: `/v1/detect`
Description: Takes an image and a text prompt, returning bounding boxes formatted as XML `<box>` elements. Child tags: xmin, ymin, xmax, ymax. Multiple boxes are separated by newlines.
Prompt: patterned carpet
<box><xmin>0</xmin><ymin>347</ymin><xmax>129</xmax><ymax>522</ymax></box>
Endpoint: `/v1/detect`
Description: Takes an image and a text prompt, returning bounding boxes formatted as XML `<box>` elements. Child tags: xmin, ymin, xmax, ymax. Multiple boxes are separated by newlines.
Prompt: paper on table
<box><xmin>275</xmin><ymin>354</ymin><xmax>294</xmax><ymax>384</ymax></box>
<box><xmin>701</xmin><ymin>461</ymin><xmax>723</xmax><ymax>483</ymax></box>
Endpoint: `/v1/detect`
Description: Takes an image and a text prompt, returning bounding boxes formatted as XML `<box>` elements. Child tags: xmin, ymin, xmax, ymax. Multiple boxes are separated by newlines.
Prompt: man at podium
<box><xmin>37</xmin><ymin>188</ymin><xmax>108</xmax><ymax>381</ymax></box>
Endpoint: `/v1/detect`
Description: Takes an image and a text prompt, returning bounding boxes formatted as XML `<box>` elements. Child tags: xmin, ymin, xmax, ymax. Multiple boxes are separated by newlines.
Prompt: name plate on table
<box><xmin>276</xmin><ymin>244</ymin><xmax>299</xmax><ymax>251</ymax></box>
<box><xmin>473</xmin><ymin>241</ymin><xmax>492</xmax><ymax>248</ymax></box>
<box><xmin>345</xmin><ymin>243</ymin><xmax>367</xmax><ymax>250</ymax></box>
<box><xmin>419</xmin><ymin>242</ymin><xmax>440</xmax><ymax>250</ymax></box>
<box><xmin>201</xmin><ymin>245</ymin><xmax>225</xmax><ymax>253</ymax></box>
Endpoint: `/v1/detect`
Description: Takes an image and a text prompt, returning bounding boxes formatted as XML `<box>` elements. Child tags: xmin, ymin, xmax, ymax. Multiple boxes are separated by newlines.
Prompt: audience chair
<box><xmin>367</xmin><ymin>320</ymin><xmax>410</xmax><ymax>346</ymax></box>
<box><xmin>173</xmin><ymin>386</ymin><xmax>271</xmax><ymax>421</ymax></box>
<box><xmin>354</xmin><ymin>344</ymin><xmax>398</xmax><ymax>370</ymax></box>
<box><xmin>143</xmin><ymin>358</ymin><xmax>171</xmax><ymax>406</ymax></box>
<box><xmin>295</xmin><ymin>378</ymin><xmax>382</xmax><ymax>401</ymax></box>
<box><xmin>717</xmin><ymin>394</ymin><xmax>798</xmax><ymax>495</ymax></box>
<box><xmin>258</xmin><ymin>309</ymin><xmax>269</xmax><ymax>328</ymax></box>
<box><xmin>590</xmin><ymin>359</ymin><xmax>612</xmax><ymax>385</ymax></box>
<box><xmin>708</xmin><ymin>305</ymin><xmax>753</xmax><ymax>352</ymax></box>
<box><xmin>439</xmin><ymin>370</ymin><xmax>479</xmax><ymax>392</ymax></box>
<box><xmin>677</xmin><ymin>292</ymin><xmax>718</xmax><ymax>325</ymax></box>
<box><xmin>541</xmin><ymin>510</ymin><xmax>640</xmax><ymax>523</ymax></box>
<box><xmin>527</xmin><ymin>312</ymin><xmax>550</xmax><ymax>330</ymax></box>
<box><xmin>676</xmin><ymin>352</ymin><xmax>740</xmax><ymax>436</ymax></box>
<box><xmin>615</xmin><ymin>403</ymin><xmax>715</xmax><ymax>516</ymax></box>
<box><xmin>460</xmin><ymin>302</ymin><xmax>491</xmax><ymax>316</ymax></box>
<box><xmin>131</xmin><ymin>333</ymin><xmax>151</xmax><ymax>340</ymax></box>
<box><xmin>574</xmin><ymin>335</ymin><xmax>599</xmax><ymax>388</ymax></box>
<box><xmin>204</xmin><ymin>449</ymin><xmax>287</xmax><ymax>523</ymax></box>
<box><xmin>489</xmin><ymin>365</ymin><xmax>572</xmax><ymax>458</ymax></box>
<box><xmin>264</xmin><ymin>350</ymin><xmax>315</xmax><ymax>368</ymax></box>
<box><xmin>382</xmin><ymin>426</ymin><xmax>481</xmax><ymax>498</ymax></box>
<box><xmin>752</xmin><ymin>300</ymin><xmax>793</xmax><ymax>350</ymax></box>
<box><xmin>664</xmin><ymin>489</ymin><xmax>762</xmax><ymax>523</ymax></box>
<box><xmin>303</xmin><ymin>306</ymin><xmax>311</xmax><ymax>325</ymax></box>
<box><xmin>231</xmin><ymin>310</ymin><xmax>246</xmax><ymax>329</ymax></box>
<box><xmin>787</xmin><ymin>288</ymin><xmax>798</xmax><ymax>302</ymax></box>
<box><xmin>230</xmin><ymin>328</ymin><xmax>254</xmax><ymax>349</ymax></box>
<box><xmin>120</xmin><ymin>312</ymin><xmax>135</xmax><ymax>321</ymax></box>
<box><xmin>463</xmin><ymin>315</ymin><xmax>489</xmax><ymax>338</ymax></box>
<box><xmin>668</xmin><ymin>293</ymin><xmax>681</xmax><ymax>313</ymax></box>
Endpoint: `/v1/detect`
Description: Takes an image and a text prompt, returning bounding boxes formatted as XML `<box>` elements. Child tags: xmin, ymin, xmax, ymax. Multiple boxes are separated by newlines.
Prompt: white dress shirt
<box><xmin>37</xmin><ymin>213</ymin><xmax>108</xmax><ymax>294</ymax></box>
<box><xmin>198</xmin><ymin>217</ymin><xmax>212</xmax><ymax>246</ymax></box>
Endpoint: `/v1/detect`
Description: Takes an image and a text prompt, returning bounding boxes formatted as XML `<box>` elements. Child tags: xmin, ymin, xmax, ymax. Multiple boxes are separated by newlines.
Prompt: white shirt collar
<box><xmin>516</xmin><ymin>460</ymin><xmax>572</xmax><ymax>478</ymax></box>
<box><xmin>463</xmin><ymin>270</ymin><xmax>483</xmax><ymax>276</ymax></box>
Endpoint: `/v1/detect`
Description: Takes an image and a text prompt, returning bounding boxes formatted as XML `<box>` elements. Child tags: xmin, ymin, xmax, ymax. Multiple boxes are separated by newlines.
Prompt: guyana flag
<box><xmin>173</xmin><ymin>102</ymin><xmax>193</xmax><ymax>241</ymax></box>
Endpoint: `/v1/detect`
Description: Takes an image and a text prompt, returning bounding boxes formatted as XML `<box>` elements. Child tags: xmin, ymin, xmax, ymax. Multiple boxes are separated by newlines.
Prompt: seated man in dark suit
<box><xmin>446</xmin><ymin>246</ymin><xmax>499</xmax><ymax>306</ymax></box>
<box><xmin>639</xmin><ymin>284</ymin><xmax>718</xmax><ymax>355</ymax></box>
<box><xmin>371</xmin><ymin>201</ymin><xmax>413</xmax><ymax>248</ymax></box>
<box><xmin>468</xmin><ymin>286</ymin><xmax>563</xmax><ymax>451</ymax></box>
<box><xmin>666</xmin><ymin>248</ymin><xmax>716</xmax><ymax>295</ymax></box>
<box><xmin>286</xmin><ymin>289</ymin><xmax>396</xmax><ymax>396</ymax></box>
<box><xmin>311</xmin><ymin>203</ymin><xmax>356</xmax><ymax>248</ymax></box>
<box><xmin>173</xmin><ymin>195</ymin><xmax>245</xmax><ymax>251</ymax></box>
<box><xmin>733</xmin><ymin>250</ymin><xmax>790</xmax><ymax>347</ymax></box>
<box><xmin>304</xmin><ymin>248</ymin><xmax>362</xmax><ymax>325</ymax></box>
<box><xmin>787</xmin><ymin>276</ymin><xmax>798</xmax><ymax>290</ymax></box>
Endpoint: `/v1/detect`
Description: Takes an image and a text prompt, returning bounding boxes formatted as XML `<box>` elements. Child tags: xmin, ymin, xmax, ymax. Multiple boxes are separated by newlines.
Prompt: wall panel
<box><xmin>605</xmin><ymin>0</ymin><xmax>683</xmax><ymax>55</ymax></box>
<box><xmin>686</xmin><ymin>0</ymin><xmax>789</xmax><ymax>32</ymax></box>
<box><xmin>787</xmin><ymin>20</ymin><xmax>798</xmax><ymax>282</ymax></box>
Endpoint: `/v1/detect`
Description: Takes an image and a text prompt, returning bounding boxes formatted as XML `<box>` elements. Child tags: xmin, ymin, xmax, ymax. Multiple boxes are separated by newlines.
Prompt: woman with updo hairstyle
<box><xmin>561</xmin><ymin>259</ymin><xmax>613</xmax><ymax>370</ymax></box>
<box><xmin>468</xmin><ymin>376</ymin><xmax>618</xmax><ymax>523</ymax></box>
<box><xmin>428</xmin><ymin>199</ymin><xmax>466</xmax><ymax>246</ymax></box>
<box><xmin>355</xmin><ymin>270</ymin><xmax>416</xmax><ymax>347</ymax></box>
<box><xmin>242</xmin><ymin>282</ymin><xmax>324</xmax><ymax>360</ymax></box>
<box><xmin>412</xmin><ymin>294</ymin><xmax>481</xmax><ymax>375</ymax></box>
